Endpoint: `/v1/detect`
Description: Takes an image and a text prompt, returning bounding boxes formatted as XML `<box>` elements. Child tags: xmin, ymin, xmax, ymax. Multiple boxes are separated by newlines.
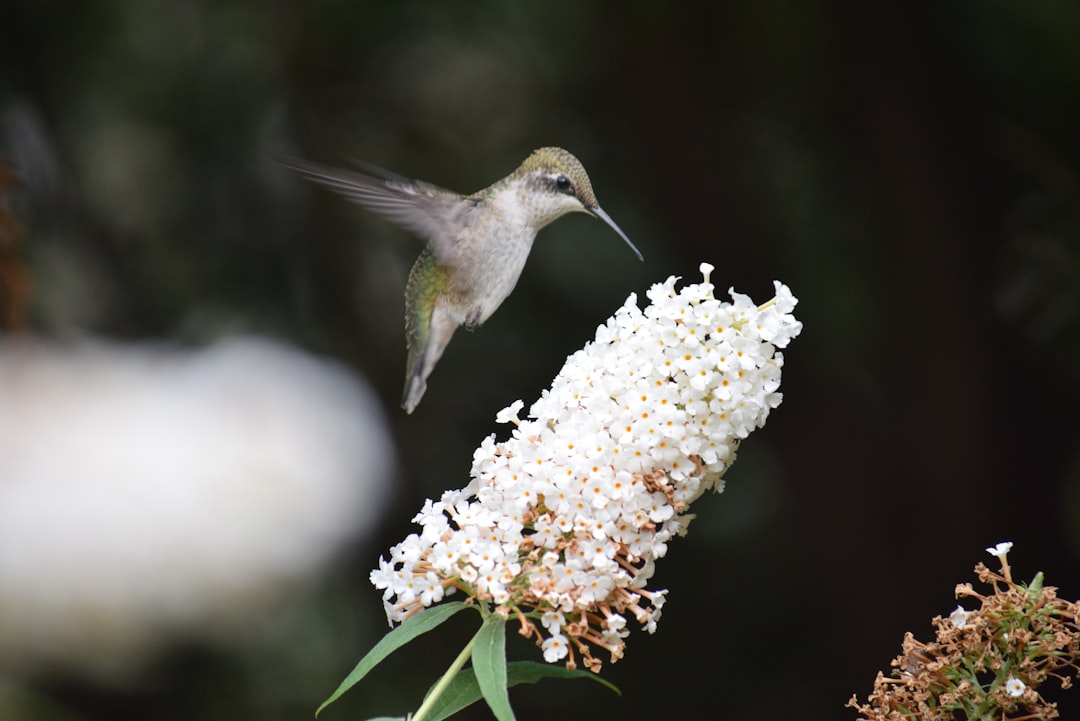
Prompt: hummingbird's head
<box><xmin>515</xmin><ymin>147</ymin><xmax>643</xmax><ymax>261</ymax></box>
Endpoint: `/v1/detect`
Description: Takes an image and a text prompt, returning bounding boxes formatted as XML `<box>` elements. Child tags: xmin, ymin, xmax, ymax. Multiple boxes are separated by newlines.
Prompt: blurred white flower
<box><xmin>0</xmin><ymin>336</ymin><xmax>395</xmax><ymax>679</ymax></box>
<box><xmin>986</xmin><ymin>542</ymin><xmax>1013</xmax><ymax>558</ymax></box>
<box><xmin>372</xmin><ymin>266</ymin><xmax>801</xmax><ymax>670</ymax></box>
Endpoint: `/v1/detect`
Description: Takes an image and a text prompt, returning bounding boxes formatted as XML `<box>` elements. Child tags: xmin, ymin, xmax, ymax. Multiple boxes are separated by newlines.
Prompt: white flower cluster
<box><xmin>371</xmin><ymin>264</ymin><xmax>802</xmax><ymax>670</ymax></box>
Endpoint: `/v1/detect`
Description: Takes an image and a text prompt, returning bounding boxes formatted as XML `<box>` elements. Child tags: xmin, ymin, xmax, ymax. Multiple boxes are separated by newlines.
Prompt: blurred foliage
<box><xmin>2</xmin><ymin>1</ymin><xmax>1079</xmax><ymax>720</ymax></box>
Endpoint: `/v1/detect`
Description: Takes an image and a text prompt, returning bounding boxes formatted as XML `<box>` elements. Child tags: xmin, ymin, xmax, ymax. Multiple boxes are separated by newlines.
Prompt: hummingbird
<box><xmin>282</xmin><ymin>147</ymin><xmax>643</xmax><ymax>414</ymax></box>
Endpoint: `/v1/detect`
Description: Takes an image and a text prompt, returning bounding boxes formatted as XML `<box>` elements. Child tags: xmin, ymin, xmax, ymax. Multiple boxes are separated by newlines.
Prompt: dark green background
<box><xmin>3</xmin><ymin>1</ymin><xmax>1079</xmax><ymax>719</ymax></box>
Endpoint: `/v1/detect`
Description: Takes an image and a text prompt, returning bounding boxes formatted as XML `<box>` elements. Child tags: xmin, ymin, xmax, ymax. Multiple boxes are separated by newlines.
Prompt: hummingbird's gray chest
<box><xmin>447</xmin><ymin>188</ymin><xmax>540</xmax><ymax>327</ymax></box>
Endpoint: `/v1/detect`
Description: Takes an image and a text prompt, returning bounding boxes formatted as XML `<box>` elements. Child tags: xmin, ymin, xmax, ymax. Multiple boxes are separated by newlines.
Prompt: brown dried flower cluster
<box><xmin>848</xmin><ymin>547</ymin><xmax>1080</xmax><ymax>720</ymax></box>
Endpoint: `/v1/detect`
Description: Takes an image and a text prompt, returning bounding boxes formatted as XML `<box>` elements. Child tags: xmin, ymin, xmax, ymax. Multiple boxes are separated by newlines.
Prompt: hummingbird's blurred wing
<box><xmin>280</xmin><ymin>157</ymin><xmax>471</xmax><ymax>266</ymax></box>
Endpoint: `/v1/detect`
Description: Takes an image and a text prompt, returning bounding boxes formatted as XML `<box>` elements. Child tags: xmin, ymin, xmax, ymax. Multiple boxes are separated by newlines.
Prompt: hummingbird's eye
<box><xmin>554</xmin><ymin>174</ymin><xmax>573</xmax><ymax>194</ymax></box>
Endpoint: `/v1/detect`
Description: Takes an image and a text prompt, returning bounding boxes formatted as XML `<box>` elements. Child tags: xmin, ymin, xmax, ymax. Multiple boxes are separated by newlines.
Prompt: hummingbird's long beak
<box><xmin>589</xmin><ymin>206</ymin><xmax>644</xmax><ymax>262</ymax></box>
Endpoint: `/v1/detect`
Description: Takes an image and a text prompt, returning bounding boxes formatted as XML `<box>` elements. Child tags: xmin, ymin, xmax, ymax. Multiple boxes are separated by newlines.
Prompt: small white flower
<box><xmin>1005</xmin><ymin>675</ymin><xmax>1026</xmax><ymax>697</ymax></box>
<box><xmin>540</xmin><ymin>610</ymin><xmax>565</xmax><ymax>634</ymax></box>
<box><xmin>541</xmin><ymin>634</ymin><xmax>570</xmax><ymax>663</ymax></box>
<box><xmin>604</xmin><ymin>613</ymin><xmax>628</xmax><ymax>633</ymax></box>
<box><xmin>419</xmin><ymin>572</ymin><xmax>445</xmax><ymax>606</ymax></box>
<box><xmin>986</xmin><ymin>542</ymin><xmax>1014</xmax><ymax>558</ymax></box>
<box><xmin>949</xmin><ymin>605</ymin><xmax>972</xmax><ymax>629</ymax></box>
<box><xmin>495</xmin><ymin>400</ymin><xmax>524</xmax><ymax>424</ymax></box>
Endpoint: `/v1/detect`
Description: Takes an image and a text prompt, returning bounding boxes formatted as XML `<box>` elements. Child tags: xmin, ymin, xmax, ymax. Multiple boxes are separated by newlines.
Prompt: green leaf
<box><xmin>419</xmin><ymin>667</ymin><xmax>483</xmax><ymax>721</ymax></box>
<box><xmin>1028</xmin><ymin>571</ymin><xmax>1045</xmax><ymax>595</ymax></box>
<box><xmin>423</xmin><ymin>661</ymin><xmax>621</xmax><ymax>721</ymax></box>
<box><xmin>471</xmin><ymin>614</ymin><xmax>513</xmax><ymax>721</ymax></box>
<box><xmin>505</xmin><ymin>661</ymin><xmax>621</xmax><ymax>695</ymax></box>
<box><xmin>316</xmin><ymin>602</ymin><xmax>477</xmax><ymax>717</ymax></box>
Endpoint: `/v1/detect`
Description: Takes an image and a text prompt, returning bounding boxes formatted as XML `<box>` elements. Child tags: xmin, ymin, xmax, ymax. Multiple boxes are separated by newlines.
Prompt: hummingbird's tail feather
<box><xmin>402</xmin><ymin>250</ymin><xmax>457</xmax><ymax>414</ymax></box>
<box><xmin>401</xmin><ymin>367</ymin><xmax>427</xmax><ymax>414</ymax></box>
<box><xmin>401</xmin><ymin>308</ymin><xmax>458</xmax><ymax>414</ymax></box>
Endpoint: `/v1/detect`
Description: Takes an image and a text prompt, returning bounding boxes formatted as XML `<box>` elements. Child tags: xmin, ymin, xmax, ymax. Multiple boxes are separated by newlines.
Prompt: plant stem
<box><xmin>412</xmin><ymin>635</ymin><xmax>476</xmax><ymax>721</ymax></box>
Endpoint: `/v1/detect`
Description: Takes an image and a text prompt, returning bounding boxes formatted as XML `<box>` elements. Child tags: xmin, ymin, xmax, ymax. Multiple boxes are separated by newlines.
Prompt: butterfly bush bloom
<box><xmin>371</xmin><ymin>264</ymin><xmax>802</xmax><ymax>671</ymax></box>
